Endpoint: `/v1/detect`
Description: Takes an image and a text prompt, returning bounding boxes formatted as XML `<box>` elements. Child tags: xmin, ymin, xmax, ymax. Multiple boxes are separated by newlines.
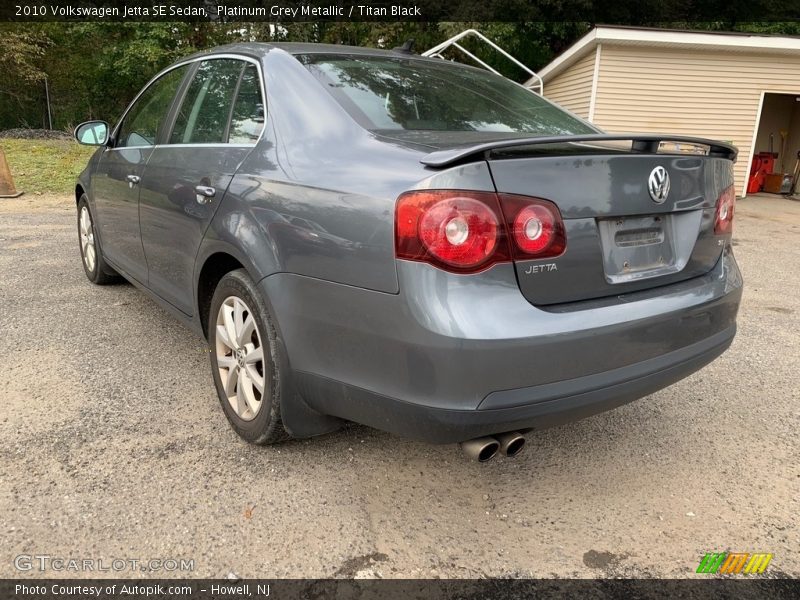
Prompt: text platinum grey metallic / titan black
<box><xmin>73</xmin><ymin>42</ymin><xmax>742</xmax><ymax>460</ymax></box>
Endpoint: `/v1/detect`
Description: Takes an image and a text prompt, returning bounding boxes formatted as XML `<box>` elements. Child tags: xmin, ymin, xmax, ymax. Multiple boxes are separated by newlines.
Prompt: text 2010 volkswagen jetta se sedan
<box><xmin>74</xmin><ymin>43</ymin><xmax>742</xmax><ymax>460</ymax></box>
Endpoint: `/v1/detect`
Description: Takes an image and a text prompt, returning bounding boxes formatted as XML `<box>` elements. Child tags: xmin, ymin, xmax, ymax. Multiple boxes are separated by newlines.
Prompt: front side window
<box><xmin>300</xmin><ymin>54</ymin><xmax>595</xmax><ymax>136</ymax></box>
<box><xmin>116</xmin><ymin>66</ymin><xmax>188</xmax><ymax>148</ymax></box>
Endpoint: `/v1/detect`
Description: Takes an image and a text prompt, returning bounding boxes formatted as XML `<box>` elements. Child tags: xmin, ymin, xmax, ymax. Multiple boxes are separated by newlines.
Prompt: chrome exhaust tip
<box><xmin>460</xmin><ymin>437</ymin><xmax>500</xmax><ymax>462</ymax></box>
<box><xmin>496</xmin><ymin>431</ymin><xmax>526</xmax><ymax>457</ymax></box>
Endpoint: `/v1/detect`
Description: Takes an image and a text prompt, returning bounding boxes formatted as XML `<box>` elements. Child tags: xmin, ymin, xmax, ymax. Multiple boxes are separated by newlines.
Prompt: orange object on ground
<box><xmin>0</xmin><ymin>148</ymin><xmax>24</xmax><ymax>198</ymax></box>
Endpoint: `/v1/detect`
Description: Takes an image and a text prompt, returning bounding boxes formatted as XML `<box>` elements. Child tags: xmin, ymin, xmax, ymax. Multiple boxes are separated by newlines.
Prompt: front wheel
<box><xmin>77</xmin><ymin>196</ymin><xmax>118</xmax><ymax>284</ymax></box>
<box><xmin>209</xmin><ymin>269</ymin><xmax>290</xmax><ymax>444</ymax></box>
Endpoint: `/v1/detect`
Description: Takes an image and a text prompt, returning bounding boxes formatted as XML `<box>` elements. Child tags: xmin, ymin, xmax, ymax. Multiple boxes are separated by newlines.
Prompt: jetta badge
<box><xmin>648</xmin><ymin>166</ymin><xmax>670</xmax><ymax>203</ymax></box>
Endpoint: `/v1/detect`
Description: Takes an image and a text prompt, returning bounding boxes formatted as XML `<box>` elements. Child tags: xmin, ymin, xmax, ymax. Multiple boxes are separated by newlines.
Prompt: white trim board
<box><xmin>588</xmin><ymin>44</ymin><xmax>602</xmax><ymax>122</ymax></box>
<box><xmin>536</xmin><ymin>26</ymin><xmax>800</xmax><ymax>84</ymax></box>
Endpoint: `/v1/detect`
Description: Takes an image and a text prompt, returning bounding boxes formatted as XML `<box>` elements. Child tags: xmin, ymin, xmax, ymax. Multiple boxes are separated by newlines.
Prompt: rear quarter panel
<box><xmin>201</xmin><ymin>48</ymin><xmax>498</xmax><ymax>295</ymax></box>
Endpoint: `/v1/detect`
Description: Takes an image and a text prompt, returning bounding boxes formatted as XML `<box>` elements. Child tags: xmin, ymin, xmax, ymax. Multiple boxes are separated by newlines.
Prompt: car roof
<box><xmin>272</xmin><ymin>42</ymin><xmax>418</xmax><ymax>56</ymax></box>
<box><xmin>182</xmin><ymin>42</ymin><xmax>468</xmax><ymax>66</ymax></box>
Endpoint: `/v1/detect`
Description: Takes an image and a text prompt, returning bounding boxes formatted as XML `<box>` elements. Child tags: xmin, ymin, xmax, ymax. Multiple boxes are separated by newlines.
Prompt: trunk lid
<box><xmin>486</xmin><ymin>144</ymin><xmax>735</xmax><ymax>305</ymax></box>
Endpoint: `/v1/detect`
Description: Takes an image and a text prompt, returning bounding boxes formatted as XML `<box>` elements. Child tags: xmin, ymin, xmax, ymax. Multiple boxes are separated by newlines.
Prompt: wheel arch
<box><xmin>196</xmin><ymin>245</ymin><xmax>342</xmax><ymax>440</ymax></box>
<box><xmin>196</xmin><ymin>251</ymin><xmax>250</xmax><ymax>339</ymax></box>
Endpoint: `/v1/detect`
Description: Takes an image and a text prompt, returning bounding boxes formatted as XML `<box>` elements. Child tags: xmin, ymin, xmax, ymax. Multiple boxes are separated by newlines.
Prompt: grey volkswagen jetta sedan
<box><xmin>74</xmin><ymin>43</ymin><xmax>742</xmax><ymax>461</ymax></box>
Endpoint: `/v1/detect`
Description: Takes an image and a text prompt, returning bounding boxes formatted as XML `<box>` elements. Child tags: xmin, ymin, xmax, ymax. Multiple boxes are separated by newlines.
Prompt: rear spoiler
<box><xmin>420</xmin><ymin>134</ymin><xmax>738</xmax><ymax>168</ymax></box>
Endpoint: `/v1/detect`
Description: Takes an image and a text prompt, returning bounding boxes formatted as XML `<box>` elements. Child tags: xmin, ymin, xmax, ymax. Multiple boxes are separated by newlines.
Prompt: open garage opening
<box><xmin>748</xmin><ymin>92</ymin><xmax>800</xmax><ymax>196</ymax></box>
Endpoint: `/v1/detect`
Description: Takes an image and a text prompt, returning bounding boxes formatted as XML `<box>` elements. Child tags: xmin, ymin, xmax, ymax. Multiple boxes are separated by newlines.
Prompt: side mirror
<box><xmin>74</xmin><ymin>121</ymin><xmax>109</xmax><ymax>146</ymax></box>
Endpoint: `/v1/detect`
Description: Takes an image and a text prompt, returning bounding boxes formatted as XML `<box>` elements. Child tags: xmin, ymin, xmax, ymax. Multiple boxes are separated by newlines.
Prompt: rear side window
<box><xmin>228</xmin><ymin>64</ymin><xmax>265</xmax><ymax>144</ymax></box>
<box><xmin>117</xmin><ymin>65</ymin><xmax>188</xmax><ymax>148</ymax></box>
<box><xmin>171</xmin><ymin>59</ymin><xmax>243</xmax><ymax>144</ymax></box>
<box><xmin>300</xmin><ymin>55</ymin><xmax>595</xmax><ymax>135</ymax></box>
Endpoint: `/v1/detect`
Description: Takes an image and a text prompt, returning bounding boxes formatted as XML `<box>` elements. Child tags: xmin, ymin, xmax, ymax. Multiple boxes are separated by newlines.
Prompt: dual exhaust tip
<box><xmin>460</xmin><ymin>432</ymin><xmax>526</xmax><ymax>462</ymax></box>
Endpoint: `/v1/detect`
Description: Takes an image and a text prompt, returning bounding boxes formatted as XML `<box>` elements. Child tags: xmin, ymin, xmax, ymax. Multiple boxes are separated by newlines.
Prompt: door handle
<box><xmin>126</xmin><ymin>174</ymin><xmax>140</xmax><ymax>188</ymax></box>
<box><xmin>195</xmin><ymin>185</ymin><xmax>216</xmax><ymax>204</ymax></box>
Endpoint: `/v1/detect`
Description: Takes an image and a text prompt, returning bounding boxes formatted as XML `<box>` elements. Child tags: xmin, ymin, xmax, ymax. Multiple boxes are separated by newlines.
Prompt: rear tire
<box><xmin>77</xmin><ymin>195</ymin><xmax>118</xmax><ymax>284</ymax></box>
<box><xmin>208</xmin><ymin>269</ymin><xmax>291</xmax><ymax>445</ymax></box>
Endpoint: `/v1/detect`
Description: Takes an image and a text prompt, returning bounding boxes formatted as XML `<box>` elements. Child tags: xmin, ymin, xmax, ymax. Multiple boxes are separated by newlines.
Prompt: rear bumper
<box><xmin>260</xmin><ymin>247</ymin><xmax>742</xmax><ymax>443</ymax></box>
<box><xmin>295</xmin><ymin>325</ymin><xmax>734</xmax><ymax>443</ymax></box>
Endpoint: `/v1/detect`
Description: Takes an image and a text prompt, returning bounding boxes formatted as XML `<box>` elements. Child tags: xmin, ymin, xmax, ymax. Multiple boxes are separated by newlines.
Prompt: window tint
<box><xmin>301</xmin><ymin>55</ymin><xmax>595</xmax><ymax>136</ymax></box>
<box><xmin>228</xmin><ymin>64</ymin><xmax>265</xmax><ymax>144</ymax></box>
<box><xmin>171</xmin><ymin>59</ymin><xmax>243</xmax><ymax>144</ymax></box>
<box><xmin>117</xmin><ymin>66</ymin><xmax>188</xmax><ymax>148</ymax></box>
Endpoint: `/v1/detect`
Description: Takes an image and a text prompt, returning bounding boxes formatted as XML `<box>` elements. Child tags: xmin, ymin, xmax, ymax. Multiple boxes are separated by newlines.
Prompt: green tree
<box><xmin>0</xmin><ymin>24</ymin><xmax>51</xmax><ymax>127</ymax></box>
<box><xmin>6</xmin><ymin>20</ymin><xmax>800</xmax><ymax>131</ymax></box>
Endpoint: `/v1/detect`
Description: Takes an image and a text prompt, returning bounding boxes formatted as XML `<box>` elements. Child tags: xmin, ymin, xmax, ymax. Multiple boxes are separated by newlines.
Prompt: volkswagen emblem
<box><xmin>648</xmin><ymin>166</ymin><xmax>670</xmax><ymax>203</ymax></box>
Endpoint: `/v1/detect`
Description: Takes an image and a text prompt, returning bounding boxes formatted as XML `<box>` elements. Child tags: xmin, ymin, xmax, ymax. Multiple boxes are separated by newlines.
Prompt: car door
<box><xmin>90</xmin><ymin>65</ymin><xmax>190</xmax><ymax>283</ymax></box>
<box><xmin>138</xmin><ymin>57</ymin><xmax>265</xmax><ymax>315</ymax></box>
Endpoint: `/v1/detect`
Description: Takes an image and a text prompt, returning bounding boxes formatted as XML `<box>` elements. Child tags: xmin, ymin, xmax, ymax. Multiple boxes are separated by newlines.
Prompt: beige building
<box><xmin>537</xmin><ymin>26</ymin><xmax>800</xmax><ymax>196</ymax></box>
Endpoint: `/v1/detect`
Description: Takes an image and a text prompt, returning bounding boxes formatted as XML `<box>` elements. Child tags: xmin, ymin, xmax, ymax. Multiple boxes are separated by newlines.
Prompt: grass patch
<box><xmin>1</xmin><ymin>138</ymin><xmax>96</xmax><ymax>195</ymax></box>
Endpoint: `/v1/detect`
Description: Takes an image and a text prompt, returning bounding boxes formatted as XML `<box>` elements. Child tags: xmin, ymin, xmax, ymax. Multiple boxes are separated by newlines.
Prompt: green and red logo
<box><xmin>696</xmin><ymin>552</ymin><xmax>773</xmax><ymax>575</ymax></box>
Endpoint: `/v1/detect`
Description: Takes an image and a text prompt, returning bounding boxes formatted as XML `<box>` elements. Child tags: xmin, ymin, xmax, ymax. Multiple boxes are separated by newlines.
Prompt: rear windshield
<box><xmin>299</xmin><ymin>54</ymin><xmax>595</xmax><ymax>135</ymax></box>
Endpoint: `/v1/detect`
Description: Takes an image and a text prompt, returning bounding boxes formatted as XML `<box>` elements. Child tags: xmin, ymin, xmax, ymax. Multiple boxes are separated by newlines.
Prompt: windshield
<box><xmin>299</xmin><ymin>54</ymin><xmax>595</xmax><ymax>136</ymax></box>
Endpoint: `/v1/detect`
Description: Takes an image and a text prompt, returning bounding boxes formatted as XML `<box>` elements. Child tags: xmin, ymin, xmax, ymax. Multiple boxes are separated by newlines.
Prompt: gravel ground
<box><xmin>0</xmin><ymin>193</ymin><xmax>798</xmax><ymax>579</ymax></box>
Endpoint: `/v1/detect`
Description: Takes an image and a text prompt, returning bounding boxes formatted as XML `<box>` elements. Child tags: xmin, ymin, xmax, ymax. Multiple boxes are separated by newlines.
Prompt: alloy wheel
<box><xmin>79</xmin><ymin>206</ymin><xmax>96</xmax><ymax>272</ymax></box>
<box><xmin>215</xmin><ymin>296</ymin><xmax>266</xmax><ymax>421</ymax></box>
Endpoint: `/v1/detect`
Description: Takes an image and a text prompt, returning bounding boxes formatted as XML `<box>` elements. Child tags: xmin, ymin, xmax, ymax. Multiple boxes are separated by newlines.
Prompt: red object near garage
<box><xmin>756</xmin><ymin>152</ymin><xmax>777</xmax><ymax>175</ymax></box>
<box><xmin>747</xmin><ymin>171</ymin><xmax>764</xmax><ymax>194</ymax></box>
<box><xmin>748</xmin><ymin>151</ymin><xmax>778</xmax><ymax>193</ymax></box>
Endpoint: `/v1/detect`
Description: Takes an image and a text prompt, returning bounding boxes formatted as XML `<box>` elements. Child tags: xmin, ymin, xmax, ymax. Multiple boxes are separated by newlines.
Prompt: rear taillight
<box><xmin>395</xmin><ymin>190</ymin><xmax>566</xmax><ymax>273</ymax></box>
<box><xmin>395</xmin><ymin>190</ymin><xmax>510</xmax><ymax>273</ymax></box>
<box><xmin>714</xmin><ymin>185</ymin><xmax>736</xmax><ymax>235</ymax></box>
<box><xmin>500</xmin><ymin>193</ymin><xmax>567</xmax><ymax>259</ymax></box>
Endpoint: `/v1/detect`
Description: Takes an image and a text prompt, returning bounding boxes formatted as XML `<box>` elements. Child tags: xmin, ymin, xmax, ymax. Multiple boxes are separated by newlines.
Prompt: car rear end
<box><xmin>276</xmin><ymin>51</ymin><xmax>743</xmax><ymax>448</ymax></box>
<box><xmin>384</xmin><ymin>136</ymin><xmax>741</xmax><ymax>437</ymax></box>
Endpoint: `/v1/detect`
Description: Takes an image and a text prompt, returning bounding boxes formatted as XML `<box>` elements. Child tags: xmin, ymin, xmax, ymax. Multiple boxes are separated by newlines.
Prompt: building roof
<box><xmin>538</xmin><ymin>26</ymin><xmax>800</xmax><ymax>83</ymax></box>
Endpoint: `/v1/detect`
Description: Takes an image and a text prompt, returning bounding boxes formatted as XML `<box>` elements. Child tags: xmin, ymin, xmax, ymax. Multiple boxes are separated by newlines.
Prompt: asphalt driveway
<box><xmin>0</xmin><ymin>193</ymin><xmax>798</xmax><ymax>578</ymax></box>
